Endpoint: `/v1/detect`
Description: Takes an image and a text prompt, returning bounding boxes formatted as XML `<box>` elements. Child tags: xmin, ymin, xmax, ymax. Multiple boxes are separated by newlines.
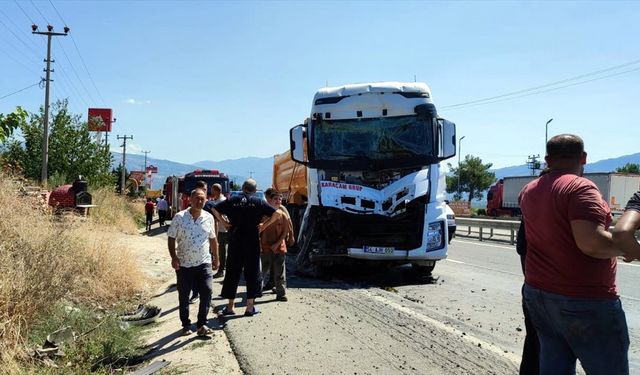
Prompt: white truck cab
<box><xmin>290</xmin><ymin>82</ymin><xmax>456</xmax><ymax>275</ymax></box>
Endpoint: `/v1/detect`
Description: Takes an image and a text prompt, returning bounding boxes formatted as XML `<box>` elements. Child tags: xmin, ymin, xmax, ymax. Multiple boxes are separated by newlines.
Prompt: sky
<box><xmin>1</xmin><ymin>0</ymin><xmax>639</xmax><ymax>169</ymax></box>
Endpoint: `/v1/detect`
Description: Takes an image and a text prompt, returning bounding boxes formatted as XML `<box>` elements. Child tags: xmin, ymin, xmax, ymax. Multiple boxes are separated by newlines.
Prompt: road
<box><xmin>213</xmin><ymin>238</ymin><xmax>640</xmax><ymax>374</ymax></box>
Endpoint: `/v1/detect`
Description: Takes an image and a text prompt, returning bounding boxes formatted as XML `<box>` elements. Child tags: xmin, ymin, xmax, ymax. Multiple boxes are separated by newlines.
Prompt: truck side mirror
<box><xmin>290</xmin><ymin>124</ymin><xmax>308</xmax><ymax>164</ymax></box>
<box><xmin>437</xmin><ymin>118</ymin><xmax>456</xmax><ymax>161</ymax></box>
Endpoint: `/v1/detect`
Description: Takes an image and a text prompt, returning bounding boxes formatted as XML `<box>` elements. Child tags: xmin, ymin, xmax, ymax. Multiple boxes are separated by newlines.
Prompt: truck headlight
<box><xmin>426</xmin><ymin>221</ymin><xmax>444</xmax><ymax>251</ymax></box>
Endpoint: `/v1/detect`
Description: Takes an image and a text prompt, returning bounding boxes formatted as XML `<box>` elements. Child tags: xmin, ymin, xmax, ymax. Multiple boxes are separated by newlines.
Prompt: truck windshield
<box><xmin>312</xmin><ymin>115</ymin><xmax>434</xmax><ymax>169</ymax></box>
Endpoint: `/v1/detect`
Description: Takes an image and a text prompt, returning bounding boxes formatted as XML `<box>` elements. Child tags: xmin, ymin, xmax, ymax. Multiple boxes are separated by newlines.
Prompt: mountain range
<box><xmin>112</xmin><ymin>153</ymin><xmax>273</xmax><ymax>190</ymax></box>
<box><xmin>112</xmin><ymin>152</ymin><xmax>640</xmax><ymax>192</ymax></box>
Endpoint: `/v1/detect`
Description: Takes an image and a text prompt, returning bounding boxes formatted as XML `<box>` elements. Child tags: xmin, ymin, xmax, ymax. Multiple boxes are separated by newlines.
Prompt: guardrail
<box><xmin>455</xmin><ymin>217</ymin><xmax>639</xmax><ymax>245</ymax></box>
<box><xmin>455</xmin><ymin>218</ymin><xmax>520</xmax><ymax>245</ymax></box>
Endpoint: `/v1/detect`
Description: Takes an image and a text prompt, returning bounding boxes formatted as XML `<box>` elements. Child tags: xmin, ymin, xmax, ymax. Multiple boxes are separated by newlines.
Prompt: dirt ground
<box><xmin>115</xmin><ymin>226</ymin><xmax>242</xmax><ymax>374</ymax></box>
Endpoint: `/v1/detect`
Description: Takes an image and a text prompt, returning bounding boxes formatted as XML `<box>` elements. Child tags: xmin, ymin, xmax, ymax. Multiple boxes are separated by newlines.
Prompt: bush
<box><xmin>475</xmin><ymin>208</ymin><xmax>487</xmax><ymax>216</ymax></box>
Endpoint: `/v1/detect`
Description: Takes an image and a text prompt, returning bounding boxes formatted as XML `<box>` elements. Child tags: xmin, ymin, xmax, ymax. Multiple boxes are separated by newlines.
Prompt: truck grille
<box><xmin>317</xmin><ymin>196</ymin><xmax>426</xmax><ymax>252</ymax></box>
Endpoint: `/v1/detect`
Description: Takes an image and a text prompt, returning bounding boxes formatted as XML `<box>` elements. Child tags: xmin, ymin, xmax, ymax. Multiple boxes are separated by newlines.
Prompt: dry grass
<box><xmin>0</xmin><ymin>175</ymin><xmax>146</xmax><ymax>372</ymax></box>
<box><xmin>90</xmin><ymin>187</ymin><xmax>145</xmax><ymax>234</ymax></box>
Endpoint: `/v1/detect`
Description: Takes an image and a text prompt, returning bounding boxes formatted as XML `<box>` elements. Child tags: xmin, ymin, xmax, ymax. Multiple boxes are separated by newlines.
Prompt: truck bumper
<box><xmin>346</xmin><ymin>247</ymin><xmax>447</xmax><ymax>261</ymax></box>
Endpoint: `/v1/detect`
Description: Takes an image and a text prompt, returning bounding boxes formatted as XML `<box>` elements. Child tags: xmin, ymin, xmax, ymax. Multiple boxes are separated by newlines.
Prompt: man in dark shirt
<box><xmin>212</xmin><ymin>179</ymin><xmax>276</xmax><ymax>317</ymax></box>
<box><xmin>613</xmin><ymin>192</ymin><xmax>640</xmax><ymax>262</ymax></box>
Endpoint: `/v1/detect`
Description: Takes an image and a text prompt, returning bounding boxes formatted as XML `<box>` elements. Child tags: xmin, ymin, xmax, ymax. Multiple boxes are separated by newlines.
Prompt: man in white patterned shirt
<box><xmin>168</xmin><ymin>188</ymin><xmax>219</xmax><ymax>336</ymax></box>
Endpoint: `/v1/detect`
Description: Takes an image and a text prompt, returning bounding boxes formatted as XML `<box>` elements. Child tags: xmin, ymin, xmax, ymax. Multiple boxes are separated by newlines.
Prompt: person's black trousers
<box><xmin>176</xmin><ymin>263</ymin><xmax>213</xmax><ymax>328</ymax></box>
<box><xmin>221</xmin><ymin>230</ymin><xmax>261</xmax><ymax>299</ymax></box>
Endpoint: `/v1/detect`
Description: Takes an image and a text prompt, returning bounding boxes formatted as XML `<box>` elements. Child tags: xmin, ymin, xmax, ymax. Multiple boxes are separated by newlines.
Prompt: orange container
<box><xmin>273</xmin><ymin>151</ymin><xmax>307</xmax><ymax>205</ymax></box>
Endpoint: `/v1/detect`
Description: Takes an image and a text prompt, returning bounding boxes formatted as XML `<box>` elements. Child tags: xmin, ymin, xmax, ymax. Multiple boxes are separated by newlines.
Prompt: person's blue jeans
<box><xmin>523</xmin><ymin>283</ymin><xmax>629</xmax><ymax>375</ymax></box>
<box><xmin>176</xmin><ymin>263</ymin><xmax>213</xmax><ymax>328</ymax></box>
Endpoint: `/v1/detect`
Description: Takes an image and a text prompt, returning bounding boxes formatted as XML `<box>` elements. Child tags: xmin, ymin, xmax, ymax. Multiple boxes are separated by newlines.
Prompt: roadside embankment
<box><xmin>0</xmin><ymin>175</ymin><xmax>147</xmax><ymax>373</ymax></box>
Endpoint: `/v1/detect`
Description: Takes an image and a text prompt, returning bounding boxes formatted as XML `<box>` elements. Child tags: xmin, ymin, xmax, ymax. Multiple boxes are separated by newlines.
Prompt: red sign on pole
<box><xmin>88</xmin><ymin>108</ymin><xmax>113</xmax><ymax>132</ymax></box>
<box><xmin>146</xmin><ymin>165</ymin><xmax>158</xmax><ymax>174</ymax></box>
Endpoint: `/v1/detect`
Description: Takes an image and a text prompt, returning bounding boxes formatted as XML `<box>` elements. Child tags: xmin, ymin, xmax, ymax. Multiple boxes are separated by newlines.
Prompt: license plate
<box><xmin>363</xmin><ymin>246</ymin><xmax>394</xmax><ymax>254</ymax></box>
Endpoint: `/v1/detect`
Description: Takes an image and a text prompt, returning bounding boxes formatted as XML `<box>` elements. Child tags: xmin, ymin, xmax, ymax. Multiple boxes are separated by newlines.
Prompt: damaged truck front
<box><xmin>289</xmin><ymin>82</ymin><xmax>456</xmax><ymax>275</ymax></box>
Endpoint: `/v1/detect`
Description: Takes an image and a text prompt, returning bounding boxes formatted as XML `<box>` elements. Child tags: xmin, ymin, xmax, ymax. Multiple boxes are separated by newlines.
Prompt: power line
<box><xmin>0</xmin><ymin>12</ymin><xmax>42</xmax><ymax>64</ymax></box>
<box><xmin>441</xmin><ymin>59</ymin><xmax>640</xmax><ymax>110</ymax></box>
<box><xmin>55</xmin><ymin>38</ymin><xmax>97</xmax><ymax>105</ymax></box>
<box><xmin>0</xmin><ymin>11</ymin><xmax>42</xmax><ymax>59</ymax></box>
<box><xmin>444</xmin><ymin>65</ymin><xmax>640</xmax><ymax>111</ymax></box>
<box><xmin>52</xmin><ymin>59</ymin><xmax>91</xmax><ymax>107</ymax></box>
<box><xmin>69</xmin><ymin>35</ymin><xmax>107</xmax><ymax>106</ymax></box>
<box><xmin>0</xmin><ymin>81</ymin><xmax>41</xmax><ymax>101</ymax></box>
<box><xmin>14</xmin><ymin>0</ymin><xmax>36</xmax><ymax>24</ymax></box>
<box><xmin>47</xmin><ymin>0</ymin><xmax>66</xmax><ymax>25</ymax></box>
<box><xmin>47</xmin><ymin>0</ymin><xmax>107</xmax><ymax>106</ymax></box>
<box><xmin>47</xmin><ymin>60</ymin><xmax>79</xmax><ymax>105</ymax></box>
<box><xmin>0</xmin><ymin>46</ymin><xmax>40</xmax><ymax>73</ymax></box>
<box><xmin>29</xmin><ymin>0</ymin><xmax>50</xmax><ymax>25</ymax></box>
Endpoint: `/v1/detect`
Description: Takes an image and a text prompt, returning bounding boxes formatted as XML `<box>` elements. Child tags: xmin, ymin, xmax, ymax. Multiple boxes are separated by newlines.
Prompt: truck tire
<box><xmin>411</xmin><ymin>263</ymin><xmax>435</xmax><ymax>277</ymax></box>
<box><xmin>295</xmin><ymin>208</ymin><xmax>318</xmax><ymax>272</ymax></box>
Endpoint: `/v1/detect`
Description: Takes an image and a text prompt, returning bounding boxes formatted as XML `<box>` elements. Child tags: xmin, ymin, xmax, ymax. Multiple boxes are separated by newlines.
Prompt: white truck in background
<box><xmin>289</xmin><ymin>82</ymin><xmax>456</xmax><ymax>276</ymax></box>
<box><xmin>487</xmin><ymin>173</ymin><xmax>640</xmax><ymax>216</ymax></box>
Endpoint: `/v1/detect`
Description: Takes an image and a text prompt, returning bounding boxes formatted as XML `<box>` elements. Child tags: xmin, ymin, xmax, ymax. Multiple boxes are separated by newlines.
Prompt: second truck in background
<box><xmin>487</xmin><ymin>172</ymin><xmax>640</xmax><ymax>217</ymax></box>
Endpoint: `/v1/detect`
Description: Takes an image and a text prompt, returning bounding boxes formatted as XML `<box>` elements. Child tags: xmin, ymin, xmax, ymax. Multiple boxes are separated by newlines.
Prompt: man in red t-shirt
<box><xmin>144</xmin><ymin>198</ymin><xmax>155</xmax><ymax>231</ymax></box>
<box><xmin>519</xmin><ymin>134</ymin><xmax>632</xmax><ymax>374</ymax></box>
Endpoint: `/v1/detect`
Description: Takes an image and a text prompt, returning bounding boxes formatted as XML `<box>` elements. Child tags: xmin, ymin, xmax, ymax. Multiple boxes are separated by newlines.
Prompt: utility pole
<box><xmin>248</xmin><ymin>171</ymin><xmax>255</xmax><ymax>179</ymax></box>
<box><xmin>117</xmin><ymin>135</ymin><xmax>133</xmax><ymax>194</ymax></box>
<box><xmin>142</xmin><ymin>150</ymin><xmax>150</xmax><ymax>172</ymax></box>
<box><xmin>32</xmin><ymin>24</ymin><xmax>69</xmax><ymax>185</ymax></box>
<box><xmin>142</xmin><ymin>150</ymin><xmax>150</xmax><ymax>189</ymax></box>
<box><xmin>527</xmin><ymin>154</ymin><xmax>541</xmax><ymax>176</ymax></box>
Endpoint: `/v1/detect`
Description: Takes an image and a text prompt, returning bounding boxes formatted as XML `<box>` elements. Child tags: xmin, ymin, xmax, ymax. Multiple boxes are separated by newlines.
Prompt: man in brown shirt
<box><xmin>260</xmin><ymin>188</ymin><xmax>294</xmax><ymax>302</ymax></box>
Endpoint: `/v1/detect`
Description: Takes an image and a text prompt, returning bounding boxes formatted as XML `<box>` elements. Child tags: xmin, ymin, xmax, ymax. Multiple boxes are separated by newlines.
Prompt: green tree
<box><xmin>2</xmin><ymin>99</ymin><xmax>114</xmax><ymax>187</ymax></box>
<box><xmin>615</xmin><ymin>163</ymin><xmax>640</xmax><ymax>174</ymax></box>
<box><xmin>0</xmin><ymin>107</ymin><xmax>27</xmax><ymax>143</ymax></box>
<box><xmin>446</xmin><ymin>155</ymin><xmax>496</xmax><ymax>202</ymax></box>
<box><xmin>230</xmin><ymin>179</ymin><xmax>241</xmax><ymax>191</ymax></box>
<box><xmin>111</xmin><ymin>165</ymin><xmax>129</xmax><ymax>194</ymax></box>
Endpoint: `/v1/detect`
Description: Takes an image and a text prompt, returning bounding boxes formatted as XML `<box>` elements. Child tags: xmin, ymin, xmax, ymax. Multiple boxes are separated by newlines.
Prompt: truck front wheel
<box><xmin>411</xmin><ymin>262</ymin><xmax>435</xmax><ymax>276</ymax></box>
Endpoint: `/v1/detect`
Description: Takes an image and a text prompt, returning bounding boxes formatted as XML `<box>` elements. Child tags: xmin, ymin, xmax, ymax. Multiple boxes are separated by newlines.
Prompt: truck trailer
<box><xmin>487</xmin><ymin>173</ymin><xmax>640</xmax><ymax>216</ymax></box>
<box><xmin>288</xmin><ymin>81</ymin><xmax>457</xmax><ymax>275</ymax></box>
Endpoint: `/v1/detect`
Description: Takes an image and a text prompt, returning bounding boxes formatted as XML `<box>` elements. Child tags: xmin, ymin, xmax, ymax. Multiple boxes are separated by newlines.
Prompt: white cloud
<box><xmin>127</xmin><ymin>143</ymin><xmax>143</xmax><ymax>154</ymax></box>
<box><xmin>126</xmin><ymin>98</ymin><xmax>151</xmax><ymax>105</ymax></box>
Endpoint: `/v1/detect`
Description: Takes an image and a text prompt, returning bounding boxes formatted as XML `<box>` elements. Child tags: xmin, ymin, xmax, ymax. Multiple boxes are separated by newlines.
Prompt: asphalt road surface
<box><xmin>212</xmin><ymin>238</ymin><xmax>640</xmax><ymax>374</ymax></box>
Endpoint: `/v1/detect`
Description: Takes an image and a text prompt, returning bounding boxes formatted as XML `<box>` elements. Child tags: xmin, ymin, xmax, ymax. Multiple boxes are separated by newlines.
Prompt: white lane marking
<box><xmin>362</xmin><ymin>290</ymin><xmax>521</xmax><ymax>366</ymax></box>
<box><xmin>446</xmin><ymin>259</ymin><xmax>465</xmax><ymax>264</ymax></box>
<box><xmin>453</xmin><ymin>239</ymin><xmax>640</xmax><ymax>268</ymax></box>
<box><xmin>452</xmin><ymin>239</ymin><xmax>514</xmax><ymax>250</ymax></box>
<box><xmin>444</xmin><ymin>258</ymin><xmax>521</xmax><ymax>276</ymax></box>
